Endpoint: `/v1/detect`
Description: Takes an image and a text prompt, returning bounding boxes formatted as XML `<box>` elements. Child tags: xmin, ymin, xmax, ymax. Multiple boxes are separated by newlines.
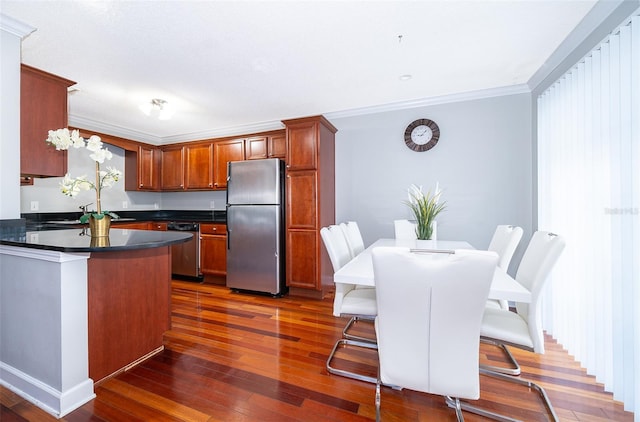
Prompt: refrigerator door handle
<box><xmin>226</xmin><ymin>204</ymin><xmax>231</xmax><ymax>250</ymax></box>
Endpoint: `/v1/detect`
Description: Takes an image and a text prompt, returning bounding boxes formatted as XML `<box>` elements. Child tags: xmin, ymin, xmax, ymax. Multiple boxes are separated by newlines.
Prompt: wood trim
<box><xmin>70</xmin><ymin>126</ymin><xmax>144</xmax><ymax>151</ymax></box>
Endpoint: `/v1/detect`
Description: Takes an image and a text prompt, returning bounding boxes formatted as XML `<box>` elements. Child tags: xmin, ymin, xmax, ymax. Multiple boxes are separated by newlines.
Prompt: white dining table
<box><xmin>333</xmin><ymin>238</ymin><xmax>531</xmax><ymax>303</ymax></box>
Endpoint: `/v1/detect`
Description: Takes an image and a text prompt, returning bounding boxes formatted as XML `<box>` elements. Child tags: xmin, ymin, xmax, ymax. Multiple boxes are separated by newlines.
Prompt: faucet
<box><xmin>79</xmin><ymin>203</ymin><xmax>93</xmax><ymax>214</ymax></box>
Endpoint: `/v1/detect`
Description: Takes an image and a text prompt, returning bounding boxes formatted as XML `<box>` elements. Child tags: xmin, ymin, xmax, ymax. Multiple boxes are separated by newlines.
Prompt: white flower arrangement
<box><xmin>405</xmin><ymin>183</ymin><xmax>446</xmax><ymax>240</ymax></box>
<box><xmin>46</xmin><ymin>128</ymin><xmax>121</xmax><ymax>223</ymax></box>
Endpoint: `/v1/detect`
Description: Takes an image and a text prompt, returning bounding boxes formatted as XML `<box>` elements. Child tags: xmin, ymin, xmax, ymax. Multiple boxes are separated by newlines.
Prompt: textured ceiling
<box><xmin>2</xmin><ymin>0</ymin><xmax>597</xmax><ymax>144</ymax></box>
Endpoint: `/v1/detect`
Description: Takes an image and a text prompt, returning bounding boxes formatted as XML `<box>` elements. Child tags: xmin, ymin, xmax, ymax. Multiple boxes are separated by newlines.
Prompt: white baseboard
<box><xmin>0</xmin><ymin>362</ymin><xmax>95</xmax><ymax>418</ymax></box>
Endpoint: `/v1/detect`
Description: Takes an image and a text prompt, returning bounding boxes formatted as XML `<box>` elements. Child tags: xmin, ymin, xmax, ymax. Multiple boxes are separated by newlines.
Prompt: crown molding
<box><xmin>325</xmin><ymin>84</ymin><xmax>531</xmax><ymax>120</ymax></box>
<box><xmin>69</xmin><ymin>114</ymin><xmax>286</xmax><ymax>145</ymax></box>
<box><xmin>160</xmin><ymin>120</ymin><xmax>285</xmax><ymax>144</ymax></box>
<box><xmin>0</xmin><ymin>14</ymin><xmax>36</xmax><ymax>38</ymax></box>
<box><xmin>69</xmin><ymin>84</ymin><xmax>530</xmax><ymax>145</ymax></box>
<box><xmin>68</xmin><ymin>115</ymin><xmax>164</xmax><ymax>145</ymax></box>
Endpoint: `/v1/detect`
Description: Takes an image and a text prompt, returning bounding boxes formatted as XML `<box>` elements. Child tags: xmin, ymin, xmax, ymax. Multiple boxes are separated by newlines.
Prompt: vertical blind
<box><xmin>537</xmin><ymin>15</ymin><xmax>639</xmax><ymax>414</ymax></box>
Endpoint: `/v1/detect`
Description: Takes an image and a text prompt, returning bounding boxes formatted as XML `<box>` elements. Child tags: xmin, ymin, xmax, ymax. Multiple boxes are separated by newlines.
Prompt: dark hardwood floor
<box><xmin>1</xmin><ymin>279</ymin><xmax>634</xmax><ymax>421</ymax></box>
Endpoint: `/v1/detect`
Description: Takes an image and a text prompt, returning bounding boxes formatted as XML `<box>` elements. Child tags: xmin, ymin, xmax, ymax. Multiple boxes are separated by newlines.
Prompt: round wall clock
<box><xmin>404</xmin><ymin>118</ymin><xmax>440</xmax><ymax>152</ymax></box>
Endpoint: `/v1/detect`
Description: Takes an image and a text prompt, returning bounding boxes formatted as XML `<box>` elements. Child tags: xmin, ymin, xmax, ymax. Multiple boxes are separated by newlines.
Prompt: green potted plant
<box><xmin>405</xmin><ymin>184</ymin><xmax>446</xmax><ymax>240</ymax></box>
<box><xmin>46</xmin><ymin>128</ymin><xmax>121</xmax><ymax>236</ymax></box>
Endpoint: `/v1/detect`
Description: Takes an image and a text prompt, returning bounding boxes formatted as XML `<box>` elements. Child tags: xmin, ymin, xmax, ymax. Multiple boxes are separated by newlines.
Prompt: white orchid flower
<box><xmin>85</xmin><ymin>135</ymin><xmax>103</xmax><ymax>152</ymax></box>
<box><xmin>47</xmin><ymin>128</ymin><xmax>121</xmax><ymax>216</ymax></box>
<box><xmin>70</xmin><ymin>130</ymin><xmax>85</xmax><ymax>148</ymax></box>
<box><xmin>89</xmin><ymin>148</ymin><xmax>110</xmax><ymax>163</ymax></box>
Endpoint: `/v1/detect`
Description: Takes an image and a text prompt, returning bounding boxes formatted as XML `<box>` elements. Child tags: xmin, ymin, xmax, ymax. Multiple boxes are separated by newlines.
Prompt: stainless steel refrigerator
<box><xmin>226</xmin><ymin>158</ymin><xmax>287</xmax><ymax>296</ymax></box>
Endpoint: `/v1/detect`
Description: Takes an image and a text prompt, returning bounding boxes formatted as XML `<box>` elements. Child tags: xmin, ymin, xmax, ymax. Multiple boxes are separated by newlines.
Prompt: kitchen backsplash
<box><xmin>19</xmin><ymin>145</ymin><xmax>228</xmax><ymax>214</ymax></box>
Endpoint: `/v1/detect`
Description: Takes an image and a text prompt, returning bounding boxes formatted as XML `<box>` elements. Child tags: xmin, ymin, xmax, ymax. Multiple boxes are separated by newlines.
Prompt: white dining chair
<box><xmin>393</xmin><ymin>219</ymin><xmax>417</xmax><ymax>240</ymax></box>
<box><xmin>339</xmin><ymin>221</ymin><xmax>365</xmax><ymax>258</ymax></box>
<box><xmin>321</xmin><ymin>225</ymin><xmax>378</xmax><ymax>383</ymax></box>
<box><xmin>479</xmin><ymin>231</ymin><xmax>565</xmax><ymax>419</ymax></box>
<box><xmin>486</xmin><ymin>225</ymin><xmax>523</xmax><ymax>310</ymax></box>
<box><xmin>373</xmin><ymin>247</ymin><xmax>506</xmax><ymax>421</ymax></box>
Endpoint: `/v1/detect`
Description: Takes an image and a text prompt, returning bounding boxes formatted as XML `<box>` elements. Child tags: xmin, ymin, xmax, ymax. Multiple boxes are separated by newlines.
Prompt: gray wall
<box><xmin>332</xmin><ymin>92</ymin><xmax>532</xmax><ymax>272</ymax></box>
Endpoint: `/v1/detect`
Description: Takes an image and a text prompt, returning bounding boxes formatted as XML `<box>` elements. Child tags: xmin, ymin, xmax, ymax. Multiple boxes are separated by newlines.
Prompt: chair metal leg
<box><xmin>479</xmin><ymin>368</ymin><xmax>559</xmax><ymax>421</ymax></box>
<box><xmin>343</xmin><ymin>315</ymin><xmax>377</xmax><ymax>343</ymax></box>
<box><xmin>444</xmin><ymin>397</ymin><xmax>465</xmax><ymax>421</ymax></box>
<box><xmin>454</xmin><ymin>368</ymin><xmax>559</xmax><ymax>422</ymax></box>
<box><xmin>480</xmin><ymin>337</ymin><xmax>521</xmax><ymax>375</ymax></box>
<box><xmin>375</xmin><ymin>371</ymin><xmax>381</xmax><ymax>422</ymax></box>
<box><xmin>326</xmin><ymin>338</ymin><xmax>378</xmax><ymax>384</ymax></box>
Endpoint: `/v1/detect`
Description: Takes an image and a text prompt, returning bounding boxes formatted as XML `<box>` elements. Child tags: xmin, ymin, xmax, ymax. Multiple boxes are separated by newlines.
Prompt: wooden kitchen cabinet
<box><xmin>125</xmin><ymin>144</ymin><xmax>161</xmax><ymax>191</ymax></box>
<box><xmin>282</xmin><ymin>116</ymin><xmax>336</xmax><ymax>295</ymax></box>
<box><xmin>268</xmin><ymin>134</ymin><xmax>286</xmax><ymax>158</ymax></box>
<box><xmin>149</xmin><ymin>221</ymin><xmax>168</xmax><ymax>231</ymax></box>
<box><xmin>245</xmin><ymin>136</ymin><xmax>268</xmax><ymax>160</ymax></box>
<box><xmin>111</xmin><ymin>221</ymin><xmax>151</xmax><ymax>230</ymax></box>
<box><xmin>185</xmin><ymin>143</ymin><xmax>214</xmax><ymax>189</ymax></box>
<box><xmin>286</xmin><ymin>170</ymin><xmax>317</xmax><ymax>229</ymax></box>
<box><xmin>242</xmin><ymin>133</ymin><xmax>286</xmax><ymax>160</ymax></box>
<box><xmin>161</xmin><ymin>146</ymin><xmax>185</xmax><ymax>190</ymax></box>
<box><xmin>286</xmin><ymin>120</ymin><xmax>319</xmax><ymax>171</ymax></box>
<box><xmin>213</xmin><ymin>139</ymin><xmax>245</xmax><ymax>189</ymax></box>
<box><xmin>20</xmin><ymin>64</ymin><xmax>75</xmax><ymax>178</ymax></box>
<box><xmin>200</xmin><ymin>223</ymin><xmax>227</xmax><ymax>277</ymax></box>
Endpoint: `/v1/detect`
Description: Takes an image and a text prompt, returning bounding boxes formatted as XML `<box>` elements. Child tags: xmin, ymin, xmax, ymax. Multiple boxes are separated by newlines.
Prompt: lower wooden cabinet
<box><xmin>111</xmin><ymin>221</ymin><xmax>151</xmax><ymax>230</ymax></box>
<box><xmin>111</xmin><ymin>221</ymin><xmax>167</xmax><ymax>230</ymax></box>
<box><xmin>200</xmin><ymin>223</ymin><xmax>227</xmax><ymax>276</ymax></box>
<box><xmin>149</xmin><ymin>222</ymin><xmax>168</xmax><ymax>231</ymax></box>
<box><xmin>286</xmin><ymin>229</ymin><xmax>318</xmax><ymax>289</ymax></box>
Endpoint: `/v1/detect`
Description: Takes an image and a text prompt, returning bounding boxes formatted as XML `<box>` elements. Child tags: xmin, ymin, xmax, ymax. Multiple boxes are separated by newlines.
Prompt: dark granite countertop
<box><xmin>0</xmin><ymin>228</ymin><xmax>192</xmax><ymax>252</ymax></box>
<box><xmin>21</xmin><ymin>209</ymin><xmax>226</xmax><ymax>231</ymax></box>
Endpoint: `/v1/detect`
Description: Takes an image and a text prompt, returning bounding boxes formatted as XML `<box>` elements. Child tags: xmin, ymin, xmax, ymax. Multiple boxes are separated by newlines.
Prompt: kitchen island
<box><xmin>0</xmin><ymin>228</ymin><xmax>191</xmax><ymax>418</ymax></box>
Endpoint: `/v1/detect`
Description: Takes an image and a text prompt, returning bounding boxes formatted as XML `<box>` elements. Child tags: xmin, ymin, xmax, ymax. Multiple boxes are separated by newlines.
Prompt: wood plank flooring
<box><xmin>1</xmin><ymin>280</ymin><xmax>634</xmax><ymax>421</ymax></box>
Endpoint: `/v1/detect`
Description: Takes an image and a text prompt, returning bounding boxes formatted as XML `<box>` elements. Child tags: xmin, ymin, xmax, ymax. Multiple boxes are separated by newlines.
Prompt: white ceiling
<box><xmin>3</xmin><ymin>0</ymin><xmax>598</xmax><ymax>144</ymax></box>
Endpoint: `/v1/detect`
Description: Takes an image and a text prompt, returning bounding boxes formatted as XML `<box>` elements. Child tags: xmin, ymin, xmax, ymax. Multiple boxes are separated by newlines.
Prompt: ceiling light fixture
<box><xmin>139</xmin><ymin>98</ymin><xmax>174</xmax><ymax>120</ymax></box>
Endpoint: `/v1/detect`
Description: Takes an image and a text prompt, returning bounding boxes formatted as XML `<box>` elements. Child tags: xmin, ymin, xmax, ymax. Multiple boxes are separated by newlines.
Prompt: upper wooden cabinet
<box><xmin>125</xmin><ymin>144</ymin><xmax>161</xmax><ymax>191</ymax></box>
<box><xmin>286</xmin><ymin>120</ymin><xmax>319</xmax><ymax>171</ymax></box>
<box><xmin>185</xmin><ymin>143</ymin><xmax>214</xmax><ymax>189</ymax></box>
<box><xmin>20</xmin><ymin>64</ymin><xmax>75</xmax><ymax>178</ymax></box>
<box><xmin>161</xmin><ymin>146</ymin><xmax>185</xmax><ymax>190</ymax></box>
<box><xmin>213</xmin><ymin>139</ymin><xmax>245</xmax><ymax>189</ymax></box>
<box><xmin>242</xmin><ymin>133</ymin><xmax>286</xmax><ymax>160</ymax></box>
<box><xmin>71</xmin><ymin>127</ymin><xmax>284</xmax><ymax>192</ymax></box>
<box><xmin>245</xmin><ymin>136</ymin><xmax>268</xmax><ymax>160</ymax></box>
<box><xmin>268</xmin><ymin>134</ymin><xmax>286</xmax><ymax>159</ymax></box>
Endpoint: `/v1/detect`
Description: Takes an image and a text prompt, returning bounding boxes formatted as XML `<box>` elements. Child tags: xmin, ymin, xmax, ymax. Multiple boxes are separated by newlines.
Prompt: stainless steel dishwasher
<box><xmin>167</xmin><ymin>222</ymin><xmax>202</xmax><ymax>280</ymax></box>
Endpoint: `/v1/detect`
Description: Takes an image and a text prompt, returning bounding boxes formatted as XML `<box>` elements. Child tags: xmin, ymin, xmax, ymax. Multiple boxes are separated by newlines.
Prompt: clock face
<box><xmin>411</xmin><ymin>125</ymin><xmax>433</xmax><ymax>145</ymax></box>
<box><xmin>404</xmin><ymin>119</ymin><xmax>440</xmax><ymax>152</ymax></box>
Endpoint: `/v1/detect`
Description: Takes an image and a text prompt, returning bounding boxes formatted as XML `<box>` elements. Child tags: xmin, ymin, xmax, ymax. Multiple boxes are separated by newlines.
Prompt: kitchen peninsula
<box><xmin>0</xmin><ymin>228</ymin><xmax>191</xmax><ymax>418</ymax></box>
